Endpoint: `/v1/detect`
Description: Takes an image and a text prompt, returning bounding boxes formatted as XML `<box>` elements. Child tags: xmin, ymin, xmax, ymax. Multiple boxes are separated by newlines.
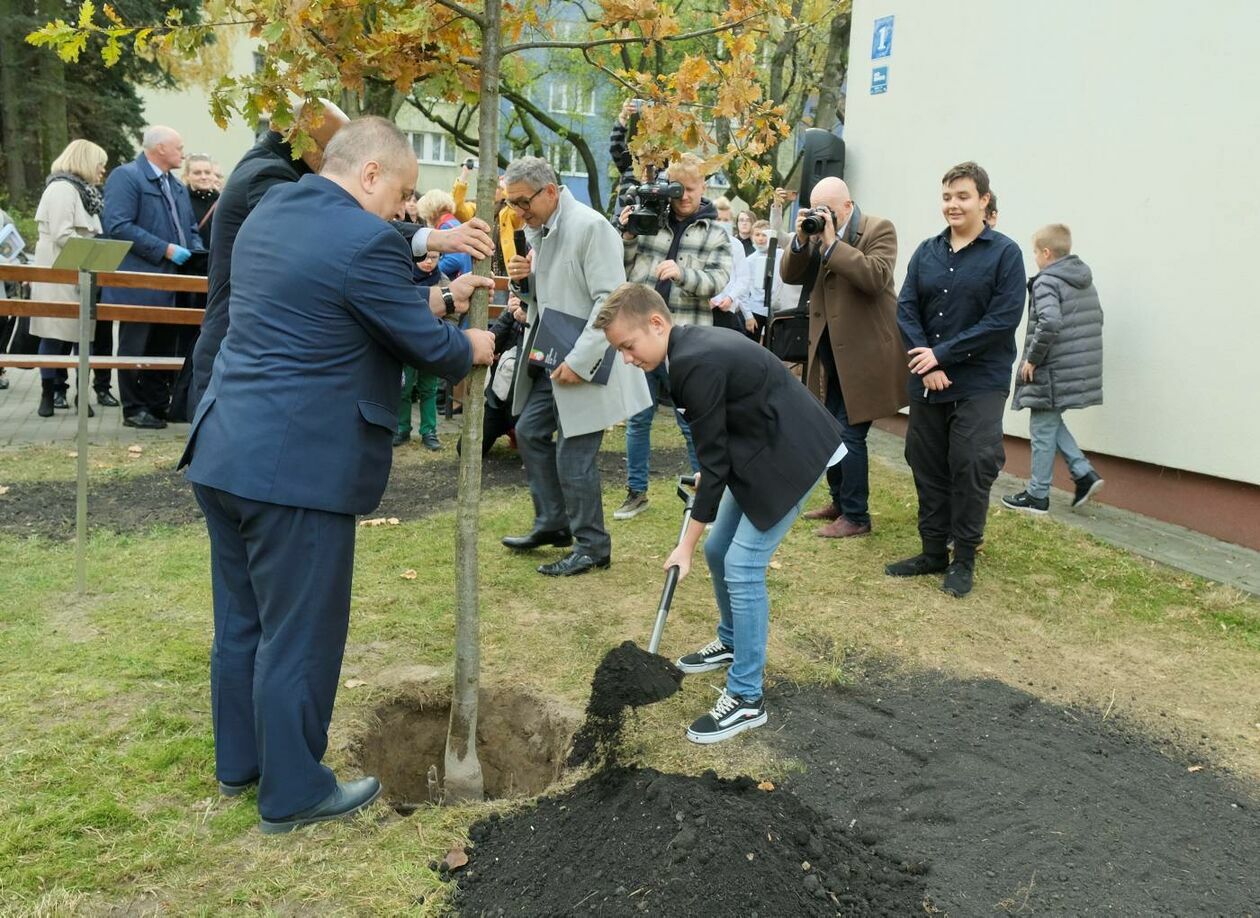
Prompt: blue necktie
<box><xmin>159</xmin><ymin>173</ymin><xmax>188</xmax><ymax>248</ymax></box>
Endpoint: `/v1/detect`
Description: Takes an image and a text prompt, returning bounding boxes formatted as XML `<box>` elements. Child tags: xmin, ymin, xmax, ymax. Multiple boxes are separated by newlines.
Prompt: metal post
<box><xmin>75</xmin><ymin>268</ymin><xmax>93</xmax><ymax>593</ymax></box>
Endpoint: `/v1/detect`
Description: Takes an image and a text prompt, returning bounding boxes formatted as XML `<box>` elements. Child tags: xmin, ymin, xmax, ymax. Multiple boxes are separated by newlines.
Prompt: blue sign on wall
<box><xmin>872</xmin><ymin>15</ymin><xmax>894</xmax><ymax>59</ymax></box>
<box><xmin>870</xmin><ymin>66</ymin><xmax>889</xmax><ymax>95</ymax></box>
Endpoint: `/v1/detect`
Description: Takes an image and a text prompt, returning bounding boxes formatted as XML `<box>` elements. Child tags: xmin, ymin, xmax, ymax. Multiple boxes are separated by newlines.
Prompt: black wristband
<box><xmin>441</xmin><ymin>287</ymin><xmax>456</xmax><ymax>316</ymax></box>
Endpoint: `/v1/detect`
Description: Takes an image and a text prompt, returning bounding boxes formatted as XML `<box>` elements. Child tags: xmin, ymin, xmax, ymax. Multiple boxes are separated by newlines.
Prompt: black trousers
<box><xmin>92</xmin><ymin>319</ymin><xmax>113</xmax><ymax>391</ymax></box>
<box><xmin>904</xmin><ymin>391</ymin><xmax>1006</xmax><ymax>560</ymax></box>
<box><xmin>118</xmin><ymin>320</ymin><xmax>177</xmax><ymax>417</ymax></box>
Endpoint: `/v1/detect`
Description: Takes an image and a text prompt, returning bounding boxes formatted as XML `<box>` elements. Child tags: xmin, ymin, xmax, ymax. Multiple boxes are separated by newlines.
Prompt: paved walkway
<box><xmin>867</xmin><ymin>428</ymin><xmax>1260</xmax><ymax>597</ymax></box>
<box><xmin>0</xmin><ymin>366</ymin><xmax>189</xmax><ymax>447</ymax></box>
<box><xmin>2</xmin><ymin>369</ymin><xmax>1256</xmax><ymax>596</ymax></box>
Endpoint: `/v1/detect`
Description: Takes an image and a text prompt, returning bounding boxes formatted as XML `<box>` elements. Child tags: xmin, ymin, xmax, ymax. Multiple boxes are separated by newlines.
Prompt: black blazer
<box><xmin>189</xmin><ymin>132</ymin><xmax>314</xmax><ymax>412</ymax></box>
<box><xmin>667</xmin><ymin>324</ymin><xmax>844</xmax><ymax>528</ymax></box>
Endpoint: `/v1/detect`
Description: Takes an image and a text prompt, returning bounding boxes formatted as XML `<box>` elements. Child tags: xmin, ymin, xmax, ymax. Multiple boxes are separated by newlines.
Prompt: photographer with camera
<box><xmin>781</xmin><ymin>177</ymin><xmax>908</xmax><ymax>540</ymax></box>
<box><xmin>613</xmin><ymin>153</ymin><xmax>731</xmax><ymax>520</ymax></box>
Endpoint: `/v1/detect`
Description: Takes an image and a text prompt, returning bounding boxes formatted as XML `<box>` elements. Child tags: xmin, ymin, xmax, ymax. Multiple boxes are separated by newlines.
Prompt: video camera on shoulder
<box><xmin>623</xmin><ymin>167</ymin><xmax>683</xmax><ymax>237</ymax></box>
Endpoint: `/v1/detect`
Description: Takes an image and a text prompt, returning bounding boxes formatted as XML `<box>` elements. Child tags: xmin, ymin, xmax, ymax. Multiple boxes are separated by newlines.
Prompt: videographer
<box><xmin>612</xmin><ymin>153</ymin><xmax>730</xmax><ymax>521</ymax></box>
<box><xmin>781</xmin><ymin>177</ymin><xmax>907</xmax><ymax>540</ymax></box>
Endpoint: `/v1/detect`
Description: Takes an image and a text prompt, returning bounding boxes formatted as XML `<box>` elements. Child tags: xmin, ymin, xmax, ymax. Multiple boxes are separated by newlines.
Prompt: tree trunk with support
<box><xmin>443</xmin><ymin>0</ymin><xmax>501</xmax><ymax>805</ymax></box>
<box><xmin>812</xmin><ymin>11</ymin><xmax>850</xmax><ymax>133</ymax></box>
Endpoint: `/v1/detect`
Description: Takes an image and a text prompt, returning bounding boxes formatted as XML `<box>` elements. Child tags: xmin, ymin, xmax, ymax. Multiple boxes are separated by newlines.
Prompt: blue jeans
<box><xmin>820</xmin><ymin>342</ymin><xmax>873</xmax><ymax>526</ymax></box>
<box><xmin>1027</xmin><ymin>409</ymin><xmax>1094</xmax><ymax>499</ymax></box>
<box><xmin>625</xmin><ymin>363</ymin><xmax>699</xmax><ymax>493</ymax></box>
<box><xmin>704</xmin><ymin>485</ymin><xmax>811</xmax><ymax>700</ymax></box>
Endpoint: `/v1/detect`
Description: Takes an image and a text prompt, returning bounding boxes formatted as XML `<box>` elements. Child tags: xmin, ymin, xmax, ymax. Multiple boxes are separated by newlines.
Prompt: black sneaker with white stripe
<box><xmin>676</xmin><ymin>639</ymin><xmax>734</xmax><ymax>674</ymax></box>
<box><xmin>686</xmin><ymin>691</ymin><xmax>767</xmax><ymax>744</ymax></box>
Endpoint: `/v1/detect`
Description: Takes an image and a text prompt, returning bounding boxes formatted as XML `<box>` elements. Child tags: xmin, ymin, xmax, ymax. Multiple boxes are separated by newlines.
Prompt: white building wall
<box><xmin>845</xmin><ymin>0</ymin><xmax>1260</xmax><ymax>486</ymax></box>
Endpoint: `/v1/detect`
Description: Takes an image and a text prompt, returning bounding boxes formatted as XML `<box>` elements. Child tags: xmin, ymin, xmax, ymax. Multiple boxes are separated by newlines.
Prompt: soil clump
<box><xmin>455</xmin><ymin>766</ymin><xmax>928</xmax><ymax>916</ymax></box>
<box><xmin>457</xmin><ymin>644</ymin><xmax>927</xmax><ymax>916</ymax></box>
<box><xmin>567</xmin><ymin>640</ymin><xmax>684</xmax><ymax>768</ymax></box>
<box><xmin>767</xmin><ymin>670</ymin><xmax>1260</xmax><ymax>915</ymax></box>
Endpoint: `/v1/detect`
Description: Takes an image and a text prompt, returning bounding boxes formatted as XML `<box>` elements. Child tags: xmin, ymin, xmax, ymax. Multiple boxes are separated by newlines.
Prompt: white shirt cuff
<box><xmin>410</xmin><ymin>226</ymin><xmax>433</xmax><ymax>257</ymax></box>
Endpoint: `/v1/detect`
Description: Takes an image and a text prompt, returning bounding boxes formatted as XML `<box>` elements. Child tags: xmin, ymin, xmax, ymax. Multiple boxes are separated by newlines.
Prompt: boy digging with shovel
<box><xmin>597</xmin><ymin>283</ymin><xmax>845</xmax><ymax>743</ymax></box>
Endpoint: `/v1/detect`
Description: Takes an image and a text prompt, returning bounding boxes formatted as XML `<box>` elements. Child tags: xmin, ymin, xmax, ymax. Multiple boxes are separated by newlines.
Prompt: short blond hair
<box><xmin>751</xmin><ymin>219</ymin><xmax>771</xmax><ymax>233</ymax></box>
<box><xmin>416</xmin><ymin>188</ymin><xmax>457</xmax><ymax>225</ymax></box>
<box><xmin>713</xmin><ymin>196</ymin><xmax>732</xmax><ymax>211</ymax></box>
<box><xmin>665</xmin><ymin>152</ymin><xmax>706</xmax><ymax>184</ymax></box>
<box><xmin>50</xmin><ymin>139</ymin><xmax>108</xmax><ymax>183</ymax></box>
<box><xmin>1032</xmin><ymin>223</ymin><xmax>1072</xmax><ymax>258</ymax></box>
<box><xmin>594</xmin><ymin>282</ymin><xmax>671</xmax><ymax>331</ymax></box>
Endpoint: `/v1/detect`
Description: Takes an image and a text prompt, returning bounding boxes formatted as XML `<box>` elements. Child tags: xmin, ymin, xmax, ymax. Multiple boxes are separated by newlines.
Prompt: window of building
<box><xmin>545</xmin><ymin>143</ymin><xmax>588</xmax><ymax>177</ymax></box>
<box><xmin>547</xmin><ymin>80</ymin><xmax>596</xmax><ymax>116</ymax></box>
<box><xmin>410</xmin><ymin>131</ymin><xmax>458</xmax><ymax>164</ymax></box>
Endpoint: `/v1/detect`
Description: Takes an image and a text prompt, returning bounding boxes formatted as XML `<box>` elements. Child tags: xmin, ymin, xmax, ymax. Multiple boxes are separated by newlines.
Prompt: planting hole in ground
<box><xmin>351</xmin><ymin>682</ymin><xmax>581</xmax><ymax>807</ymax></box>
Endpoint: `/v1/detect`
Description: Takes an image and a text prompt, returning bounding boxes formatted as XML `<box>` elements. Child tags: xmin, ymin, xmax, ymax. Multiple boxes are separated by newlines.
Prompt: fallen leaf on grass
<box><xmin>769</xmin><ymin>560</ymin><xmax>783</xmax><ymax>570</ymax></box>
<box><xmin>757</xmin><ymin>780</ymin><xmax>775</xmax><ymax>792</ymax></box>
<box><xmin>444</xmin><ymin>845</ymin><xmax>469</xmax><ymax>871</ymax></box>
<box><xmin>401</xmin><ymin>569</ymin><xmax>417</xmax><ymax>580</ymax></box>
<box><xmin>0</xmin><ymin>485</ymin><xmax>9</xmax><ymax>496</ymax></box>
<box><xmin>127</xmin><ymin>444</ymin><xmax>143</xmax><ymax>455</ymax></box>
<box><xmin>1187</xmin><ymin>765</ymin><xmax>1204</xmax><ymax>773</ymax></box>
<box><xmin>344</xmin><ymin>679</ymin><xmax>368</xmax><ymax>689</ymax></box>
<box><xmin>359</xmin><ymin>517</ymin><xmax>401</xmax><ymax>527</ymax></box>
<box><xmin>66</xmin><ymin>451</ymin><xmax>78</xmax><ymax>458</ymax></box>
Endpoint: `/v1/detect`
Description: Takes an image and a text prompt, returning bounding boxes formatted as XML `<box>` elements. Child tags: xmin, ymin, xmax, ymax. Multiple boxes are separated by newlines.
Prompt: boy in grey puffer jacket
<box><xmin>1003</xmin><ymin>224</ymin><xmax>1104</xmax><ymax>514</ymax></box>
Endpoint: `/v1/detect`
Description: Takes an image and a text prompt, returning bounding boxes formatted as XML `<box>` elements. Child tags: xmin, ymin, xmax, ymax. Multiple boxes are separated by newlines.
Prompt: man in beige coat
<box><xmin>781</xmin><ymin>177</ymin><xmax>909</xmax><ymax>537</ymax></box>
<box><xmin>502</xmin><ymin>157</ymin><xmax>651</xmax><ymax>575</ymax></box>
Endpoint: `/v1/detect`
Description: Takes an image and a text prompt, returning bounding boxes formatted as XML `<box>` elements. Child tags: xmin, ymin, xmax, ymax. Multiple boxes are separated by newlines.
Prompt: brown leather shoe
<box><xmin>802</xmin><ymin>502</ymin><xmax>842</xmax><ymax>521</ymax></box>
<box><xmin>816</xmin><ymin>516</ymin><xmax>872</xmax><ymax>538</ymax></box>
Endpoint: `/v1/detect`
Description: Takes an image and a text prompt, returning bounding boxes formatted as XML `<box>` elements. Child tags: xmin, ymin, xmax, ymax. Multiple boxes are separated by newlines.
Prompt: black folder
<box><xmin>527</xmin><ymin>308</ymin><xmax>615</xmax><ymax>385</ymax></box>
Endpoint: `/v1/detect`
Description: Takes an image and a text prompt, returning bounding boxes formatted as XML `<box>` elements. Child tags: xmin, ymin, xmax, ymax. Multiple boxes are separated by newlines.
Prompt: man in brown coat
<box><xmin>781</xmin><ymin>177</ymin><xmax>908</xmax><ymax>537</ymax></box>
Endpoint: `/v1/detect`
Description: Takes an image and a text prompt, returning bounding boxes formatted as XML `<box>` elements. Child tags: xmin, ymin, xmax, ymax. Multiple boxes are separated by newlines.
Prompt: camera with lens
<box><xmin>622</xmin><ymin>170</ymin><xmax>684</xmax><ymax>237</ymax></box>
<box><xmin>800</xmin><ymin>206</ymin><xmax>834</xmax><ymax>236</ymax></box>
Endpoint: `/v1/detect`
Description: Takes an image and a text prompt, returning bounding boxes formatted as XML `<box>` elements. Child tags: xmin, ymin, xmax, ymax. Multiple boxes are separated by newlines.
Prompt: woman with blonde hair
<box><xmin>30</xmin><ymin>138</ymin><xmax>113</xmax><ymax>418</ymax></box>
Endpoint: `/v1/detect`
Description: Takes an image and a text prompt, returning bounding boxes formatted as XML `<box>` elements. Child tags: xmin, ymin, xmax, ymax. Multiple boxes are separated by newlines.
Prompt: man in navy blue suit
<box><xmin>179</xmin><ymin>117</ymin><xmax>495</xmax><ymax>834</ymax></box>
<box><xmin>101</xmin><ymin>125</ymin><xmax>203</xmax><ymax>429</ymax></box>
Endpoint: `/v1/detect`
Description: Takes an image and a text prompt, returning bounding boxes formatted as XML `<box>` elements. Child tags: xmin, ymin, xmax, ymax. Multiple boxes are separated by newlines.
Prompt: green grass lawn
<box><xmin>1</xmin><ymin>435</ymin><xmax>1258</xmax><ymax>915</ymax></box>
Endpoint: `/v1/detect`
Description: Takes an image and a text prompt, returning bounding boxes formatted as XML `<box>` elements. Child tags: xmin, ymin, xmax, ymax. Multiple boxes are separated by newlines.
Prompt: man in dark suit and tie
<box><xmin>597</xmin><ymin>283</ymin><xmax>845</xmax><ymax>745</ymax></box>
<box><xmin>179</xmin><ymin>117</ymin><xmax>495</xmax><ymax>834</ymax></box>
<box><xmin>101</xmin><ymin>125</ymin><xmax>203</xmax><ymax>429</ymax></box>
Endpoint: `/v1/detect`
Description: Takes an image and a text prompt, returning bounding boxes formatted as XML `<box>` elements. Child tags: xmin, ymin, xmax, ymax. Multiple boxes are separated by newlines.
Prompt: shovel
<box><xmin>646</xmin><ymin>474</ymin><xmax>698</xmax><ymax>655</ymax></box>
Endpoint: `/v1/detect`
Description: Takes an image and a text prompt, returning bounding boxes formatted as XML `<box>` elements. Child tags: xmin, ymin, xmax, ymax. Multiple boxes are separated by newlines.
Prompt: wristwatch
<box><xmin>440</xmin><ymin>286</ymin><xmax>456</xmax><ymax>317</ymax></box>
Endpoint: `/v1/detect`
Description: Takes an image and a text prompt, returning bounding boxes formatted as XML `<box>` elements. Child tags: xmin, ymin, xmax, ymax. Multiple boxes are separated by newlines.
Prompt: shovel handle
<box><xmin>647</xmin><ymin>564</ymin><xmax>680</xmax><ymax>655</ymax></box>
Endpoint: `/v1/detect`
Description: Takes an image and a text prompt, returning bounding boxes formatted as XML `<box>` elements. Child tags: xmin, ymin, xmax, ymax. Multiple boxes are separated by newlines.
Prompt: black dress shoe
<box><xmin>537</xmin><ymin>551</ymin><xmax>611</xmax><ymax>576</ymax></box>
<box><xmin>259</xmin><ymin>776</ymin><xmax>381</xmax><ymax>834</ymax></box>
<box><xmin>73</xmin><ymin>396</ymin><xmax>95</xmax><ymax>418</ymax></box>
<box><xmin>52</xmin><ymin>392</ymin><xmax>70</xmax><ymax>410</ymax></box>
<box><xmin>219</xmin><ymin>776</ymin><xmax>259</xmax><ymax>797</ymax></box>
<box><xmin>38</xmin><ymin>392</ymin><xmax>55</xmax><ymax>417</ymax></box>
<box><xmin>501</xmin><ymin>528</ymin><xmax>573</xmax><ymax>551</ymax></box>
<box><xmin>123</xmin><ymin>409</ymin><xmax>167</xmax><ymax>430</ymax></box>
<box><xmin>392</xmin><ymin>430</ymin><xmax>410</xmax><ymax>447</ymax></box>
<box><xmin>94</xmin><ymin>388</ymin><xmax>120</xmax><ymax>407</ymax></box>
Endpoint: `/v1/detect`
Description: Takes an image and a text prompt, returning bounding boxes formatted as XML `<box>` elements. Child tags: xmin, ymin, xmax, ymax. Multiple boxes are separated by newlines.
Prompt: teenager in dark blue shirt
<box><xmin>889</xmin><ymin>162</ymin><xmax>1025</xmax><ymax>598</ymax></box>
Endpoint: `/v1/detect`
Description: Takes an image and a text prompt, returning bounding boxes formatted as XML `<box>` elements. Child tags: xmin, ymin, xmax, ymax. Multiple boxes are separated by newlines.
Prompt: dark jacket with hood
<box><xmin>1011</xmin><ymin>254</ymin><xmax>1104</xmax><ymax>411</ymax></box>
<box><xmin>189</xmin><ymin>131</ymin><xmax>315</xmax><ymax>413</ymax></box>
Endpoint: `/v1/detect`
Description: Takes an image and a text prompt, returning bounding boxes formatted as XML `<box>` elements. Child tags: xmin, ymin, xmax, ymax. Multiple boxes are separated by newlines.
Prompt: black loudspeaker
<box><xmin>797</xmin><ymin>128</ymin><xmax>845</xmax><ymax>208</ymax></box>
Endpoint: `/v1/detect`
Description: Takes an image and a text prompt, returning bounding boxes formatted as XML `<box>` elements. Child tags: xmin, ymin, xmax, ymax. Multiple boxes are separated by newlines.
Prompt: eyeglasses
<box><xmin>506</xmin><ymin>187</ymin><xmax>547</xmax><ymax>211</ymax></box>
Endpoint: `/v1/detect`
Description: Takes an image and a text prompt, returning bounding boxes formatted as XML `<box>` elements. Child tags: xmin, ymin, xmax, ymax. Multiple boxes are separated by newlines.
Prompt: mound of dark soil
<box><xmin>767</xmin><ymin>672</ymin><xmax>1260</xmax><ymax>916</ymax></box>
<box><xmin>568</xmin><ymin>640</ymin><xmax>683</xmax><ymax>768</ymax></box>
<box><xmin>454</xmin><ymin>766</ymin><xmax>928</xmax><ymax>916</ymax></box>
<box><xmin>0</xmin><ymin>447</ymin><xmax>692</xmax><ymax>539</ymax></box>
